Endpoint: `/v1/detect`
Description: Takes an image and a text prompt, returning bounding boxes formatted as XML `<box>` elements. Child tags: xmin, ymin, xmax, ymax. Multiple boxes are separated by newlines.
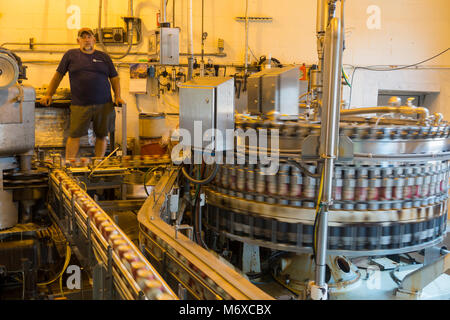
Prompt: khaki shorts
<box><xmin>69</xmin><ymin>103</ymin><xmax>115</xmax><ymax>138</ymax></box>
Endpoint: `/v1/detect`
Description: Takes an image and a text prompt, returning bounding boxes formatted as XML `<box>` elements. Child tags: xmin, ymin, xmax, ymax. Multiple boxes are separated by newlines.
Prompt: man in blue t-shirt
<box><xmin>40</xmin><ymin>27</ymin><xmax>125</xmax><ymax>159</ymax></box>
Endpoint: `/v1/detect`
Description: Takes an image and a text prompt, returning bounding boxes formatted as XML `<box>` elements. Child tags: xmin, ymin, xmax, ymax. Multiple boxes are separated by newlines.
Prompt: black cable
<box><xmin>182</xmin><ymin>163</ymin><xmax>219</xmax><ymax>185</ymax></box>
<box><xmin>312</xmin><ymin>205</ymin><xmax>321</xmax><ymax>263</ymax></box>
<box><xmin>257</xmin><ymin>55</ymin><xmax>282</xmax><ymax>68</ymax></box>
<box><xmin>193</xmin><ymin>163</ymin><xmax>203</xmax><ymax>244</ymax></box>
<box><xmin>143</xmin><ymin>167</ymin><xmax>159</xmax><ymax>196</ymax></box>
<box><xmin>348</xmin><ymin>66</ymin><xmax>358</xmax><ymax>108</ymax></box>
<box><xmin>193</xmin><ymin>183</ymin><xmax>201</xmax><ymax>244</ymax></box>
<box><xmin>192</xmin><ymin>164</ymin><xmax>208</xmax><ymax>249</ymax></box>
<box><xmin>287</xmin><ymin>159</ymin><xmax>321</xmax><ymax>178</ymax></box>
<box><xmin>347</xmin><ymin>48</ymin><xmax>449</xmax><ymax>108</ymax></box>
<box><xmin>354</xmin><ymin>48</ymin><xmax>449</xmax><ymax>72</ymax></box>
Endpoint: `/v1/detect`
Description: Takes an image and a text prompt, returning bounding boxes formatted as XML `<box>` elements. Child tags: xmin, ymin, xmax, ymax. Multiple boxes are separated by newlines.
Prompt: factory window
<box><xmin>377</xmin><ymin>90</ymin><xmax>427</xmax><ymax>107</ymax></box>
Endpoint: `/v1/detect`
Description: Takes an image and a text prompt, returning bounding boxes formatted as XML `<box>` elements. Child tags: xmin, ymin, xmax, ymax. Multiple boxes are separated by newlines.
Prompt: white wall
<box><xmin>0</xmin><ymin>0</ymin><xmax>449</xmax><ymax>149</ymax></box>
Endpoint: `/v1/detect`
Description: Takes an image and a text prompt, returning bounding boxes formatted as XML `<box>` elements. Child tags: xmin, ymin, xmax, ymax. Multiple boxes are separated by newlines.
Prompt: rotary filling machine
<box><xmin>0</xmin><ymin>0</ymin><xmax>450</xmax><ymax>300</ymax></box>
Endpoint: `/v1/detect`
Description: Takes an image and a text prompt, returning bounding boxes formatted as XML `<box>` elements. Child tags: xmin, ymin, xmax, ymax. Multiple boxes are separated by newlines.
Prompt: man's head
<box><xmin>77</xmin><ymin>28</ymin><xmax>96</xmax><ymax>53</ymax></box>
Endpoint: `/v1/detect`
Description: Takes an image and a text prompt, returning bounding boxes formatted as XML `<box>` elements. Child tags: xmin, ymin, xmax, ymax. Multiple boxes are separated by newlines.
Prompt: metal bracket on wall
<box><xmin>235</xmin><ymin>17</ymin><xmax>273</xmax><ymax>22</ymax></box>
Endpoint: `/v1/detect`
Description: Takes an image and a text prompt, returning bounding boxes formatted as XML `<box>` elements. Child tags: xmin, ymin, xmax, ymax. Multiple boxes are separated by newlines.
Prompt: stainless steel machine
<box><xmin>0</xmin><ymin>47</ymin><xmax>36</xmax><ymax>229</ymax></box>
<box><xmin>1</xmin><ymin>0</ymin><xmax>449</xmax><ymax>301</ymax></box>
<box><xmin>163</xmin><ymin>0</ymin><xmax>450</xmax><ymax>300</ymax></box>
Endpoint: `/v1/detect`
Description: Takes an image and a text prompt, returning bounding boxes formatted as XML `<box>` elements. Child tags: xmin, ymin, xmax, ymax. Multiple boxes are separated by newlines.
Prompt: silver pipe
<box><xmin>173</xmin><ymin>0</ymin><xmax>176</xmax><ymax>27</ymax></box>
<box><xmin>316</xmin><ymin>0</ymin><xmax>328</xmax><ymax>35</ymax></box>
<box><xmin>354</xmin><ymin>152</ymin><xmax>450</xmax><ymax>160</ymax></box>
<box><xmin>244</xmin><ymin>0</ymin><xmax>249</xmax><ymax>74</ymax></box>
<box><xmin>315</xmin><ymin>0</ymin><xmax>329</xmax><ymax>107</ymax></box>
<box><xmin>122</xmin><ymin>103</ymin><xmax>127</xmax><ymax>155</ymax></box>
<box><xmin>187</xmin><ymin>0</ymin><xmax>194</xmax><ymax>80</ymax></box>
<box><xmin>340</xmin><ymin>0</ymin><xmax>345</xmax><ymax>44</ymax></box>
<box><xmin>15</xmin><ymin>49</ymin><xmax>225</xmax><ymax>57</ymax></box>
<box><xmin>315</xmin><ymin>16</ymin><xmax>343</xmax><ymax>289</ymax></box>
<box><xmin>328</xmin><ymin>0</ymin><xmax>337</xmax><ymax>20</ymax></box>
<box><xmin>1</xmin><ymin>42</ymin><xmax>77</xmax><ymax>46</ymax></box>
<box><xmin>200</xmin><ymin>0</ymin><xmax>205</xmax><ymax>76</ymax></box>
<box><xmin>129</xmin><ymin>0</ymin><xmax>134</xmax><ymax>16</ymax></box>
<box><xmin>160</xmin><ymin>0</ymin><xmax>167</xmax><ymax>23</ymax></box>
<box><xmin>98</xmin><ymin>0</ymin><xmax>103</xmax><ymax>44</ymax></box>
<box><xmin>201</xmin><ymin>0</ymin><xmax>205</xmax><ymax>60</ymax></box>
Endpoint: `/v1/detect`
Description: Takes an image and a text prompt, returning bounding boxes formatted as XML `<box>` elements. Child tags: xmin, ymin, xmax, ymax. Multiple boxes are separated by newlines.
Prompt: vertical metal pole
<box><xmin>244</xmin><ymin>0</ymin><xmax>249</xmax><ymax>74</ymax></box>
<box><xmin>173</xmin><ymin>0</ymin><xmax>175</xmax><ymax>27</ymax></box>
<box><xmin>315</xmin><ymin>16</ymin><xmax>343</xmax><ymax>288</ymax></box>
<box><xmin>86</xmin><ymin>216</ymin><xmax>93</xmax><ymax>266</ymax></box>
<box><xmin>122</xmin><ymin>103</ymin><xmax>127</xmax><ymax>155</ymax></box>
<box><xmin>187</xmin><ymin>0</ymin><xmax>194</xmax><ymax>80</ymax></box>
<box><xmin>178</xmin><ymin>283</ymin><xmax>188</xmax><ymax>300</ymax></box>
<box><xmin>200</xmin><ymin>0</ymin><xmax>205</xmax><ymax>76</ymax></box>
<box><xmin>160</xmin><ymin>0</ymin><xmax>167</xmax><ymax>23</ymax></box>
<box><xmin>93</xmin><ymin>263</ymin><xmax>105</xmax><ymax>300</ymax></box>
<box><xmin>129</xmin><ymin>0</ymin><xmax>134</xmax><ymax>16</ymax></box>
<box><xmin>314</xmin><ymin>0</ymin><xmax>328</xmax><ymax>117</ymax></box>
<box><xmin>316</xmin><ymin>0</ymin><xmax>328</xmax><ymax>35</ymax></box>
<box><xmin>107</xmin><ymin>246</ymin><xmax>113</xmax><ymax>299</ymax></box>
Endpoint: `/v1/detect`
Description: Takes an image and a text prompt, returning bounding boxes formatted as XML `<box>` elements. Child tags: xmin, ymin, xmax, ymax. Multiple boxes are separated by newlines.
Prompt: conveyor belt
<box><xmin>137</xmin><ymin>168</ymin><xmax>274</xmax><ymax>300</ymax></box>
<box><xmin>48</xmin><ymin>169</ymin><xmax>178</xmax><ymax>300</ymax></box>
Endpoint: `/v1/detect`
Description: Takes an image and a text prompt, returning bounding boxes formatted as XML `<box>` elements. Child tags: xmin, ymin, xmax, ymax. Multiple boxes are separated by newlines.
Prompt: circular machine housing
<box><xmin>0</xmin><ymin>52</ymin><xmax>19</xmax><ymax>89</ymax></box>
<box><xmin>204</xmin><ymin>116</ymin><xmax>450</xmax><ymax>256</ymax></box>
<box><xmin>0</xmin><ymin>51</ymin><xmax>35</xmax><ymax>230</ymax></box>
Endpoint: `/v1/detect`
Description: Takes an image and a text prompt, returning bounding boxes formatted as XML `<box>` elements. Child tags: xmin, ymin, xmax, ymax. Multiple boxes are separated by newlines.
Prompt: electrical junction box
<box><xmin>94</xmin><ymin>27</ymin><xmax>125</xmax><ymax>43</ymax></box>
<box><xmin>247</xmin><ymin>65</ymin><xmax>299</xmax><ymax>119</ymax></box>
<box><xmin>148</xmin><ymin>27</ymin><xmax>179</xmax><ymax>65</ymax></box>
<box><xmin>179</xmin><ymin>77</ymin><xmax>235</xmax><ymax>152</ymax></box>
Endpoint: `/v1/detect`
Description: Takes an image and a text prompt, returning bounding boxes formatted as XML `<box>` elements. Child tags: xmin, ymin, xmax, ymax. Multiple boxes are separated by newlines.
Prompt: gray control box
<box><xmin>247</xmin><ymin>65</ymin><xmax>299</xmax><ymax>119</ymax></box>
<box><xmin>179</xmin><ymin>77</ymin><xmax>235</xmax><ymax>152</ymax></box>
<box><xmin>148</xmin><ymin>27</ymin><xmax>179</xmax><ymax>65</ymax></box>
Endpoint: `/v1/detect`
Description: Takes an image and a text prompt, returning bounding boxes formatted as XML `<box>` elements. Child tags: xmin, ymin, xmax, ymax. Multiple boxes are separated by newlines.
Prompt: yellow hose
<box><xmin>37</xmin><ymin>243</ymin><xmax>71</xmax><ymax>287</ymax></box>
<box><xmin>313</xmin><ymin>170</ymin><xmax>325</xmax><ymax>255</ymax></box>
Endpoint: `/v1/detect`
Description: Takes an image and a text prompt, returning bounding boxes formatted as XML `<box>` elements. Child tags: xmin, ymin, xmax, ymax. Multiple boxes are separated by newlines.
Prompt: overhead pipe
<box><xmin>1</xmin><ymin>41</ymin><xmax>76</xmax><ymax>47</ymax></box>
<box><xmin>12</xmin><ymin>48</ymin><xmax>226</xmax><ymax>57</ymax></box>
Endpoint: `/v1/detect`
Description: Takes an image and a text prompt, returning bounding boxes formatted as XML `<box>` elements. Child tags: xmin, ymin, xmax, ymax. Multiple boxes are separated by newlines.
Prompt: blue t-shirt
<box><xmin>56</xmin><ymin>49</ymin><xmax>118</xmax><ymax>106</ymax></box>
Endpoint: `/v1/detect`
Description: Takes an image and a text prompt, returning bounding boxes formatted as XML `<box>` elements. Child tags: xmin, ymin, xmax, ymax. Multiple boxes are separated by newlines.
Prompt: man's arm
<box><xmin>40</xmin><ymin>72</ymin><xmax>64</xmax><ymax>106</ymax></box>
<box><xmin>110</xmin><ymin>76</ymin><xmax>125</xmax><ymax>105</ymax></box>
